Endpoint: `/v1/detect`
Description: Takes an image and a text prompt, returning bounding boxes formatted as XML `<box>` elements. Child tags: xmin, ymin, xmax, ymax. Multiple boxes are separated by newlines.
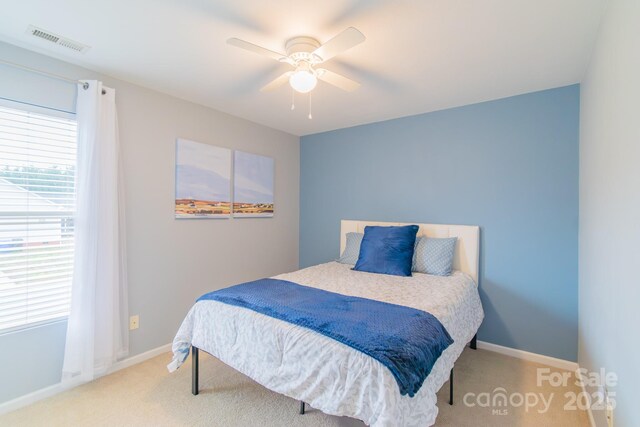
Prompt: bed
<box><xmin>168</xmin><ymin>220</ymin><xmax>484</xmax><ymax>427</ymax></box>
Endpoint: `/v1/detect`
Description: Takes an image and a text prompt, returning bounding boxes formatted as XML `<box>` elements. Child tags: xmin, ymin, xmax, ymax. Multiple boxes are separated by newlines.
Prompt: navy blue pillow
<box><xmin>353</xmin><ymin>225</ymin><xmax>419</xmax><ymax>276</ymax></box>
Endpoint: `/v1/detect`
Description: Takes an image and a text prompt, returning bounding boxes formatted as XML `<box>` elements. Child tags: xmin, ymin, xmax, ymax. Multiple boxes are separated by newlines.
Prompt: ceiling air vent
<box><xmin>26</xmin><ymin>25</ymin><xmax>90</xmax><ymax>53</ymax></box>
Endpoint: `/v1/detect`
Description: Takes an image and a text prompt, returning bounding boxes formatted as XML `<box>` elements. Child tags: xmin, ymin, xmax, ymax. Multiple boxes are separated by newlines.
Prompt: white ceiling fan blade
<box><xmin>317</xmin><ymin>69</ymin><xmax>360</xmax><ymax>92</ymax></box>
<box><xmin>260</xmin><ymin>72</ymin><xmax>293</xmax><ymax>92</ymax></box>
<box><xmin>312</xmin><ymin>27</ymin><xmax>365</xmax><ymax>63</ymax></box>
<box><xmin>227</xmin><ymin>38</ymin><xmax>287</xmax><ymax>62</ymax></box>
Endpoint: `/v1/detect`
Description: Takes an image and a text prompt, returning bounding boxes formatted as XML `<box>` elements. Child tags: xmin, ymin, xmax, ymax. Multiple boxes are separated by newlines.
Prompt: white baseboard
<box><xmin>476</xmin><ymin>340</ymin><xmax>578</xmax><ymax>371</ymax></box>
<box><xmin>106</xmin><ymin>343</ymin><xmax>172</xmax><ymax>375</ymax></box>
<box><xmin>476</xmin><ymin>341</ymin><xmax>595</xmax><ymax>424</ymax></box>
<box><xmin>0</xmin><ymin>343</ymin><xmax>172</xmax><ymax>416</ymax></box>
<box><xmin>0</xmin><ymin>340</ymin><xmax>583</xmax><ymax>417</ymax></box>
<box><xmin>0</xmin><ymin>382</ymin><xmax>67</xmax><ymax>417</ymax></box>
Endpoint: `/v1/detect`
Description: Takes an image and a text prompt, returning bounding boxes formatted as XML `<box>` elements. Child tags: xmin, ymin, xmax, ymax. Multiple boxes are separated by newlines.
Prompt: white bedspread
<box><xmin>168</xmin><ymin>262</ymin><xmax>484</xmax><ymax>426</ymax></box>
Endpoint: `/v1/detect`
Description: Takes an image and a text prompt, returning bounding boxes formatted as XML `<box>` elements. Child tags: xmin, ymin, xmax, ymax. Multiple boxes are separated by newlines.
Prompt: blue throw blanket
<box><xmin>198</xmin><ymin>278</ymin><xmax>453</xmax><ymax>397</ymax></box>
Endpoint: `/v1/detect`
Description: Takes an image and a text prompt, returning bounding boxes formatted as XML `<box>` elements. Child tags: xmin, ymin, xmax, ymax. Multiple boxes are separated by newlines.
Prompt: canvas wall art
<box><xmin>175</xmin><ymin>138</ymin><xmax>231</xmax><ymax>218</ymax></box>
<box><xmin>233</xmin><ymin>151</ymin><xmax>274</xmax><ymax>217</ymax></box>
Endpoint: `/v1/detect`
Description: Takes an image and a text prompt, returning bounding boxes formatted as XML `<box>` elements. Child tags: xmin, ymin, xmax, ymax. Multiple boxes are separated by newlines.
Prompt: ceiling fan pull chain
<box><xmin>291</xmin><ymin>88</ymin><xmax>295</xmax><ymax>110</ymax></box>
<box><xmin>308</xmin><ymin>92</ymin><xmax>312</xmax><ymax>119</ymax></box>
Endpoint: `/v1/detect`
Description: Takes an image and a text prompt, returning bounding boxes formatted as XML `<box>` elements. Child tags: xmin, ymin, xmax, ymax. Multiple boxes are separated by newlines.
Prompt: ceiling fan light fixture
<box><xmin>228</xmin><ymin>27</ymin><xmax>366</xmax><ymax>98</ymax></box>
<box><xmin>289</xmin><ymin>69</ymin><xmax>317</xmax><ymax>93</ymax></box>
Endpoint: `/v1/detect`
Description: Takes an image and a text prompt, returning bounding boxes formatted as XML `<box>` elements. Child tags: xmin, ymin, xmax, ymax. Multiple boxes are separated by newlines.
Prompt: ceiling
<box><xmin>0</xmin><ymin>0</ymin><xmax>607</xmax><ymax>136</ymax></box>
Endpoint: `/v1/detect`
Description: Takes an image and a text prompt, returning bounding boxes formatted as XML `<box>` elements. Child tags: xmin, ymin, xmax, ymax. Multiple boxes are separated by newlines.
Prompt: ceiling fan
<box><xmin>227</xmin><ymin>27</ymin><xmax>366</xmax><ymax>95</ymax></box>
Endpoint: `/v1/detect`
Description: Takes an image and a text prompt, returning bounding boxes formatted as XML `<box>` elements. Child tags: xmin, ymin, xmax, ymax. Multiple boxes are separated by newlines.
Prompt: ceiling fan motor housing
<box><xmin>285</xmin><ymin>36</ymin><xmax>322</xmax><ymax>64</ymax></box>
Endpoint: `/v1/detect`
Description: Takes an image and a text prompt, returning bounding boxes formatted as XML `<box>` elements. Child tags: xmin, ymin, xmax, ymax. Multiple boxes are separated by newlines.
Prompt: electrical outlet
<box><xmin>129</xmin><ymin>315</ymin><xmax>139</xmax><ymax>330</ymax></box>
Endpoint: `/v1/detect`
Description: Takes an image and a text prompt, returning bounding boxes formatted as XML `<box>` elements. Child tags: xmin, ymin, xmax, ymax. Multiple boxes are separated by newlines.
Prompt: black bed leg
<box><xmin>192</xmin><ymin>346</ymin><xmax>199</xmax><ymax>396</ymax></box>
<box><xmin>449</xmin><ymin>369</ymin><xmax>453</xmax><ymax>405</ymax></box>
<box><xmin>299</xmin><ymin>401</ymin><xmax>305</xmax><ymax>415</ymax></box>
<box><xmin>470</xmin><ymin>334</ymin><xmax>477</xmax><ymax>350</ymax></box>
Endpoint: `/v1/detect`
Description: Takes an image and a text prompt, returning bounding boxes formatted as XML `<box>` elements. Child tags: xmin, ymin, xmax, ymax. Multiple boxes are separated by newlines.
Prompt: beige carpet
<box><xmin>0</xmin><ymin>348</ymin><xmax>590</xmax><ymax>426</ymax></box>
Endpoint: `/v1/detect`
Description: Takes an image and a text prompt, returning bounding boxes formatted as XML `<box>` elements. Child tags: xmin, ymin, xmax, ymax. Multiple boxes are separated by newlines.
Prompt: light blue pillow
<box><xmin>338</xmin><ymin>232</ymin><xmax>364</xmax><ymax>264</ymax></box>
<box><xmin>412</xmin><ymin>237</ymin><xmax>457</xmax><ymax>276</ymax></box>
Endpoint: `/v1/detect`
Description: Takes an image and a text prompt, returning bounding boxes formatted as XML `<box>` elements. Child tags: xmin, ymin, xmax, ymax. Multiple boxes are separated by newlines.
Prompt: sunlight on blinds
<box><xmin>0</xmin><ymin>104</ymin><xmax>77</xmax><ymax>332</ymax></box>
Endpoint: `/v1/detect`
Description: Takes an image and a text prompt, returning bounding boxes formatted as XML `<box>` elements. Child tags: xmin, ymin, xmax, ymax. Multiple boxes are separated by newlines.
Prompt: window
<box><xmin>0</xmin><ymin>104</ymin><xmax>77</xmax><ymax>332</ymax></box>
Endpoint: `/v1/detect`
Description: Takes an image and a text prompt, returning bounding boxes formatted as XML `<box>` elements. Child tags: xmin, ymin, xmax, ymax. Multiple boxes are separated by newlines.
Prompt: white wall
<box><xmin>0</xmin><ymin>41</ymin><xmax>300</xmax><ymax>403</ymax></box>
<box><xmin>579</xmin><ymin>0</ymin><xmax>640</xmax><ymax>426</ymax></box>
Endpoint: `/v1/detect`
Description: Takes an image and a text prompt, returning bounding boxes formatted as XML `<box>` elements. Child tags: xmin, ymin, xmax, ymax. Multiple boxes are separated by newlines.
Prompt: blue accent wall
<box><xmin>300</xmin><ymin>85</ymin><xmax>579</xmax><ymax>361</ymax></box>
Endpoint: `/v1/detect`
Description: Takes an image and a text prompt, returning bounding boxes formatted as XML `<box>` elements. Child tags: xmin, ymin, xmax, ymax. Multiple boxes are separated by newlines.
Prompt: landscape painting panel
<box><xmin>175</xmin><ymin>139</ymin><xmax>231</xmax><ymax>218</ymax></box>
<box><xmin>233</xmin><ymin>151</ymin><xmax>274</xmax><ymax>217</ymax></box>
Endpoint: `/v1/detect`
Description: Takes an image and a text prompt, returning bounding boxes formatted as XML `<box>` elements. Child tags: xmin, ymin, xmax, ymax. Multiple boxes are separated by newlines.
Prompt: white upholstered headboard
<box><xmin>340</xmin><ymin>220</ymin><xmax>480</xmax><ymax>284</ymax></box>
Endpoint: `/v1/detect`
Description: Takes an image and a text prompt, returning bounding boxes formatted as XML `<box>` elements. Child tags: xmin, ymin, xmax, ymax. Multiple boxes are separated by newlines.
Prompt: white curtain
<box><xmin>62</xmin><ymin>80</ymin><xmax>129</xmax><ymax>384</ymax></box>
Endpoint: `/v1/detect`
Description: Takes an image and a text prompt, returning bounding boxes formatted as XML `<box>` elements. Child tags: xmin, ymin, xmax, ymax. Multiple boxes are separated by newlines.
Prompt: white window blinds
<box><xmin>0</xmin><ymin>104</ymin><xmax>77</xmax><ymax>332</ymax></box>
